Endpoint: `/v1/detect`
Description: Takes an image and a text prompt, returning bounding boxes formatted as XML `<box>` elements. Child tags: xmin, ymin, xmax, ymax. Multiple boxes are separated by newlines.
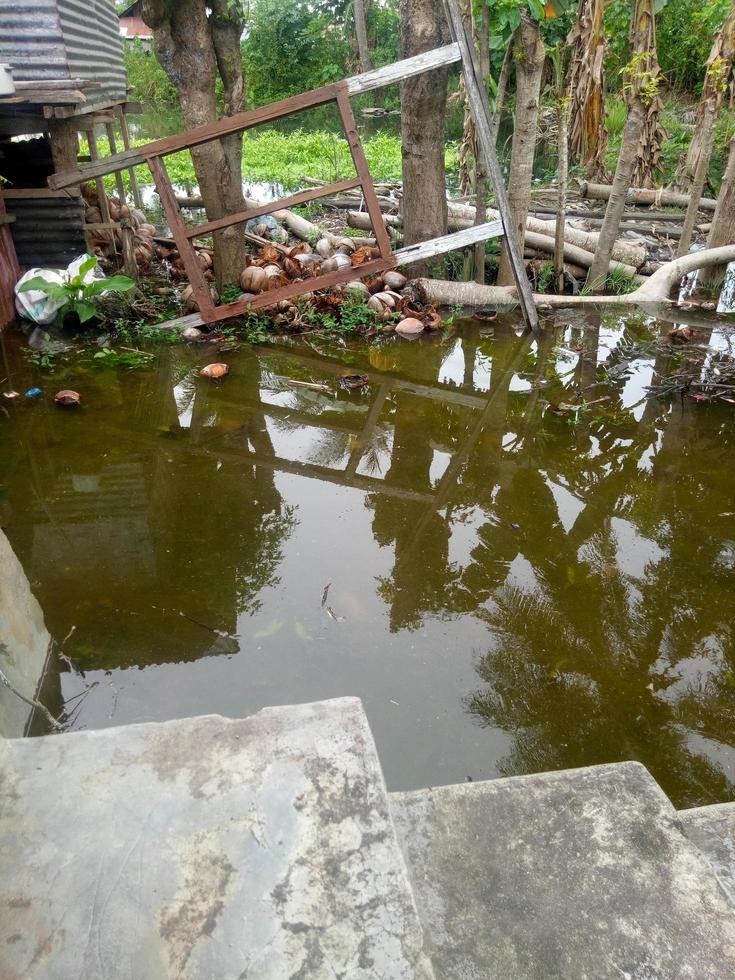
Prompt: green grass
<box><xmin>86</xmin><ymin>129</ymin><xmax>459</xmax><ymax>196</ymax></box>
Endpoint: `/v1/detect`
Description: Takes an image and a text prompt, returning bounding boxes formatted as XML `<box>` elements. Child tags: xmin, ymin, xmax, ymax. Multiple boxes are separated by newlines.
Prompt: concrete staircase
<box><xmin>1</xmin><ymin>698</ymin><xmax>734</xmax><ymax>979</ymax></box>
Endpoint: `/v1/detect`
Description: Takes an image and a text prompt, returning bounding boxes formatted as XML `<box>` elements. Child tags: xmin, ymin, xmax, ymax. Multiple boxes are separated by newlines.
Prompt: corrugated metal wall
<box><xmin>57</xmin><ymin>0</ymin><xmax>127</xmax><ymax>101</ymax></box>
<box><xmin>0</xmin><ymin>0</ymin><xmax>126</xmax><ymax>100</ymax></box>
<box><xmin>0</xmin><ymin>1</ymin><xmax>67</xmax><ymax>81</ymax></box>
<box><xmin>5</xmin><ymin>193</ymin><xmax>87</xmax><ymax>268</ymax></box>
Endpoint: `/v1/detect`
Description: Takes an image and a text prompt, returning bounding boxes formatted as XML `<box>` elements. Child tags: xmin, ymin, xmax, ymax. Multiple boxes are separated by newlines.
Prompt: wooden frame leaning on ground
<box><xmin>47</xmin><ymin>0</ymin><xmax>539</xmax><ymax>332</ymax></box>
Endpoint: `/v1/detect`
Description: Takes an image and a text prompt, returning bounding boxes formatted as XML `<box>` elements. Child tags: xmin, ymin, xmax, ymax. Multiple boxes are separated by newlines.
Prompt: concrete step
<box><xmin>0</xmin><ymin>698</ymin><xmax>434</xmax><ymax>980</ymax></box>
<box><xmin>390</xmin><ymin>762</ymin><xmax>735</xmax><ymax>980</ymax></box>
<box><xmin>679</xmin><ymin>801</ymin><xmax>735</xmax><ymax>907</ymax></box>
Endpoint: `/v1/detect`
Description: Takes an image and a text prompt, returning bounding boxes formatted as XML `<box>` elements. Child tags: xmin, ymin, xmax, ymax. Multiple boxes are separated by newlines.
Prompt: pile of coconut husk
<box><xmin>174</xmin><ymin>237</ymin><xmax>441</xmax><ymax>336</ymax></box>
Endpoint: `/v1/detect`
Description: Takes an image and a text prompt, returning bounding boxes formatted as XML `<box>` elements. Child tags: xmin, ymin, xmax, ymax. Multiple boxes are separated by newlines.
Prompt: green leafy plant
<box><xmin>18</xmin><ymin>256</ymin><xmax>135</xmax><ymax>326</ymax></box>
<box><xmin>93</xmin><ymin>347</ymin><xmax>154</xmax><ymax>369</ymax></box>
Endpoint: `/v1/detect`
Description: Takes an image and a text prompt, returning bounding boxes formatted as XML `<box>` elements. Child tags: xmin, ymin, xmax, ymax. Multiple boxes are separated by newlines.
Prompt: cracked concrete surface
<box><xmin>390</xmin><ymin>762</ymin><xmax>735</xmax><ymax>980</ymax></box>
<box><xmin>0</xmin><ymin>698</ymin><xmax>434</xmax><ymax>980</ymax></box>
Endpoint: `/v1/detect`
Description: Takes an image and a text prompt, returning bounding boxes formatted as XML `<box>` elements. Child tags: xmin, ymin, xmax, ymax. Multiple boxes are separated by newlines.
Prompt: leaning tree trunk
<box><xmin>700</xmin><ymin>135</ymin><xmax>735</xmax><ymax>288</ymax></box>
<box><xmin>497</xmin><ymin>12</ymin><xmax>545</xmax><ymax>286</ymax></box>
<box><xmin>141</xmin><ymin>0</ymin><xmax>245</xmax><ymax>287</ymax></box>
<box><xmin>586</xmin><ymin>98</ymin><xmax>646</xmax><ymax>289</ymax></box>
<box><xmin>587</xmin><ymin>0</ymin><xmax>661</xmax><ymax>288</ymax></box>
<box><xmin>679</xmin><ymin>2</ymin><xmax>735</xmax><ymax>191</ymax></box>
<box><xmin>399</xmin><ymin>0</ymin><xmax>450</xmax><ymax>276</ymax></box>
<box><xmin>490</xmin><ymin>30</ymin><xmax>515</xmax><ymax>146</ymax></box>
<box><xmin>566</xmin><ymin>0</ymin><xmax>607</xmax><ymax>176</ymax></box>
<box><xmin>354</xmin><ymin>0</ymin><xmax>373</xmax><ymax>72</ymax></box>
<box><xmin>676</xmin><ymin>102</ymin><xmax>716</xmax><ymax>256</ymax></box>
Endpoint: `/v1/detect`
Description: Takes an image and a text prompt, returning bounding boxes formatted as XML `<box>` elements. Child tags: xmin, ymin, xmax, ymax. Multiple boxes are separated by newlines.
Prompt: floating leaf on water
<box><xmin>253</xmin><ymin>619</ymin><xmax>284</xmax><ymax>640</ymax></box>
<box><xmin>294</xmin><ymin>621</ymin><xmax>312</xmax><ymax>641</ymax></box>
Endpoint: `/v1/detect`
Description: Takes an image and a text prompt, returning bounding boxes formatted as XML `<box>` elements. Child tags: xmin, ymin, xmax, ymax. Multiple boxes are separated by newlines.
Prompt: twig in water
<box><xmin>0</xmin><ymin>668</ymin><xmax>62</xmax><ymax>731</ymax></box>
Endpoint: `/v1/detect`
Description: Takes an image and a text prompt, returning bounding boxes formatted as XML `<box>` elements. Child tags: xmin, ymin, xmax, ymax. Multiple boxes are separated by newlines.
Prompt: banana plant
<box><xmin>18</xmin><ymin>255</ymin><xmax>135</xmax><ymax>325</ymax></box>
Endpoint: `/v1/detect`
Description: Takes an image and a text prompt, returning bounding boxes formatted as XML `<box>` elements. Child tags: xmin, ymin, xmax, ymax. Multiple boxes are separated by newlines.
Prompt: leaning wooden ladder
<box><xmin>48</xmin><ymin>0</ymin><xmax>538</xmax><ymax>332</ymax></box>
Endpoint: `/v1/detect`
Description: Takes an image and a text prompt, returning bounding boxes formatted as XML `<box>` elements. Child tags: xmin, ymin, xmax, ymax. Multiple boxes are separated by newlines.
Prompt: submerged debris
<box><xmin>54</xmin><ymin>389</ymin><xmax>81</xmax><ymax>407</ymax></box>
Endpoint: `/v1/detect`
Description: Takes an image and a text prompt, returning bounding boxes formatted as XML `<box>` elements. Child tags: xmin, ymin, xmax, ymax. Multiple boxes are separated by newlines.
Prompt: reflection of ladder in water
<box><xmin>46</xmin><ymin>0</ymin><xmax>537</xmax><ymax>331</ymax></box>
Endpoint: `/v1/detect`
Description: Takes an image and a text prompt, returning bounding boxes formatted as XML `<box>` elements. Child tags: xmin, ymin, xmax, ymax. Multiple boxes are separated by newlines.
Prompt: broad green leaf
<box><xmin>75</xmin><ymin>300</ymin><xmax>98</xmax><ymax>323</ymax></box>
<box><xmin>18</xmin><ymin>276</ymin><xmax>64</xmax><ymax>296</ymax></box>
<box><xmin>86</xmin><ymin>275</ymin><xmax>135</xmax><ymax>297</ymax></box>
<box><xmin>488</xmin><ymin>34</ymin><xmax>506</xmax><ymax>50</ymax></box>
<box><xmin>528</xmin><ymin>0</ymin><xmax>545</xmax><ymax>22</ymax></box>
<box><xmin>78</xmin><ymin>255</ymin><xmax>98</xmax><ymax>279</ymax></box>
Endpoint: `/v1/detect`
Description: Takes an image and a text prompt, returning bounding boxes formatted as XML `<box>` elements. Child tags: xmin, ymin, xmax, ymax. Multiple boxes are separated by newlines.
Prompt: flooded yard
<box><xmin>1</xmin><ymin>309</ymin><xmax>734</xmax><ymax>808</ymax></box>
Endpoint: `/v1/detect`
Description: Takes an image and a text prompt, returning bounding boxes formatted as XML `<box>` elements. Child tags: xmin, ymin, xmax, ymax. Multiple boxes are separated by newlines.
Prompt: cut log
<box><xmin>346</xmin><ymin>210</ymin><xmax>402</xmax><ymax>230</ymax></box>
<box><xmin>580</xmin><ymin>181</ymin><xmax>717</xmax><ymax>212</ymax></box>
<box><xmin>446</xmin><ymin>200</ymin><xmax>646</xmax><ymax>267</ymax></box>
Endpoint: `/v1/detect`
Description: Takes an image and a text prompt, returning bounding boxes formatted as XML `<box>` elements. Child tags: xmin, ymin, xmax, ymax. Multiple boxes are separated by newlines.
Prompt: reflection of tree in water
<box><xmin>463</xmin><ymin>382</ymin><xmax>735</xmax><ymax>808</ymax></box>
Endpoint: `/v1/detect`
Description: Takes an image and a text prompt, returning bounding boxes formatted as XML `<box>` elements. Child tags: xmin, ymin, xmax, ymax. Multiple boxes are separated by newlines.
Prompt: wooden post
<box><xmin>47</xmin><ymin>118</ymin><xmax>79</xmax><ymax>172</ymax></box>
<box><xmin>116</xmin><ymin>107</ymin><xmax>144</xmax><ymax>210</ymax></box>
<box><xmin>105</xmin><ymin>122</ymin><xmax>128</xmax><ymax>203</ymax></box>
<box><xmin>442</xmin><ymin>0</ymin><xmax>539</xmax><ymax>332</ymax></box>
<box><xmin>86</xmin><ymin>126</ymin><xmax>111</xmax><ymax>225</ymax></box>
<box><xmin>120</xmin><ymin>219</ymin><xmax>138</xmax><ymax>279</ymax></box>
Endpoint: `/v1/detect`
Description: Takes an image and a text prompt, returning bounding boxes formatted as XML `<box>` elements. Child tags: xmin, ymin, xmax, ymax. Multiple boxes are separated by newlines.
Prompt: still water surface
<box><xmin>1</xmin><ymin>309</ymin><xmax>734</xmax><ymax>807</ymax></box>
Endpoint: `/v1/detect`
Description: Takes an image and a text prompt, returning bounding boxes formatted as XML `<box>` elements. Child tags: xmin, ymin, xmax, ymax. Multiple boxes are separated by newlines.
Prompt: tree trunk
<box><xmin>399</xmin><ymin>0</ymin><xmax>449</xmax><ymax>276</ymax></box>
<box><xmin>676</xmin><ymin>101</ymin><xmax>716</xmax><ymax>256</ymax></box>
<box><xmin>566</xmin><ymin>0</ymin><xmax>607</xmax><ymax>176</ymax></box>
<box><xmin>497</xmin><ymin>12</ymin><xmax>545</xmax><ymax>286</ymax></box>
<box><xmin>141</xmin><ymin>0</ymin><xmax>245</xmax><ymax>288</ymax></box>
<box><xmin>354</xmin><ymin>0</ymin><xmax>373</xmax><ymax>72</ymax></box>
<box><xmin>679</xmin><ymin>2</ymin><xmax>735</xmax><ymax>190</ymax></box>
<box><xmin>586</xmin><ymin>98</ymin><xmax>646</xmax><ymax>289</ymax></box>
<box><xmin>700</xmin><ymin>136</ymin><xmax>735</xmax><ymax>287</ymax></box>
<box><xmin>490</xmin><ymin>33</ymin><xmax>514</xmax><ymax>146</ymax></box>
<box><xmin>628</xmin><ymin>0</ymin><xmax>667</xmax><ymax>188</ymax></box>
<box><xmin>474</xmin><ymin>1</ymin><xmax>490</xmax><ymax>283</ymax></box>
<box><xmin>555</xmin><ymin>96</ymin><xmax>570</xmax><ymax>291</ymax></box>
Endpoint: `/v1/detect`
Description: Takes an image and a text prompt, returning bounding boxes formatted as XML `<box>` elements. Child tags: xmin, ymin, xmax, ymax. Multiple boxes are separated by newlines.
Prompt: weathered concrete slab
<box><xmin>0</xmin><ymin>698</ymin><xmax>434</xmax><ymax>980</ymax></box>
<box><xmin>679</xmin><ymin>801</ymin><xmax>735</xmax><ymax>906</ymax></box>
<box><xmin>390</xmin><ymin>762</ymin><xmax>735</xmax><ymax>980</ymax></box>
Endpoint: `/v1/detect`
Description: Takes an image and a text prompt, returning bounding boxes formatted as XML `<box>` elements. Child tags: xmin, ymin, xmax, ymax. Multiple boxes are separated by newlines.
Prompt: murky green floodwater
<box><xmin>1</xmin><ymin>309</ymin><xmax>734</xmax><ymax>807</ymax></box>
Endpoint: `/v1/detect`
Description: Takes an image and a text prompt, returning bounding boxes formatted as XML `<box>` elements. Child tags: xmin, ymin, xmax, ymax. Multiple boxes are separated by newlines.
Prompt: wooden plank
<box><xmin>48</xmin><ymin>98</ymin><xmax>129</xmax><ymax>120</ymax></box>
<box><xmin>337</xmin><ymin>86</ymin><xmax>395</xmax><ymax>260</ymax></box>
<box><xmin>88</xmin><ymin>127</ymin><xmax>112</xmax><ymax>226</ymax></box>
<box><xmin>0</xmin><ymin>214</ymin><xmax>15</xmax><ymax>226</ymax></box>
<box><xmin>184</xmin><ymin>176</ymin><xmax>363</xmax><ymax>240</ymax></box>
<box><xmin>117</xmin><ymin>106</ymin><xmax>144</xmax><ymax>210</ymax></box>
<box><xmin>13</xmin><ymin>79</ymin><xmax>98</xmax><ymax>91</ymax></box>
<box><xmin>1</xmin><ymin>188</ymin><xmax>81</xmax><ymax>198</ymax></box>
<box><xmin>442</xmin><ymin>0</ymin><xmax>539</xmax><ymax>333</ymax></box>
<box><xmin>393</xmin><ymin>220</ymin><xmax>503</xmax><ymax>265</ymax></box>
<box><xmin>147</xmin><ymin>155</ymin><xmax>216</xmax><ymax>319</ymax></box>
<box><xmin>346</xmin><ymin>42</ymin><xmax>461</xmax><ymax>95</ymax></box>
<box><xmin>204</xmin><ymin>255</ymin><xmax>393</xmax><ymax>323</ymax></box>
<box><xmin>106</xmin><ymin>122</ymin><xmax>127</xmax><ymax>202</ymax></box>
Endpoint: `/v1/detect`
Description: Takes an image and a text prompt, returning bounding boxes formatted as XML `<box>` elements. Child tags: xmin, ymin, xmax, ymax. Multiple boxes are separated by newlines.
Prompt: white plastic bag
<box><xmin>15</xmin><ymin>254</ymin><xmax>100</xmax><ymax>325</ymax></box>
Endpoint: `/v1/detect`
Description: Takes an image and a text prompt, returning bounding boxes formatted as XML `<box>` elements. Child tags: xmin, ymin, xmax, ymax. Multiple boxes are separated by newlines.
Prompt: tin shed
<box><xmin>0</xmin><ymin>0</ymin><xmax>126</xmax><ymax>102</ymax></box>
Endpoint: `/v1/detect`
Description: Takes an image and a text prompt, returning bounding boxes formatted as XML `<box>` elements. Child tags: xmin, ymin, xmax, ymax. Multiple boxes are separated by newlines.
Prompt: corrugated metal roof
<box><xmin>6</xmin><ymin>193</ymin><xmax>87</xmax><ymax>268</ymax></box>
<box><xmin>0</xmin><ymin>0</ymin><xmax>126</xmax><ymax>100</ymax></box>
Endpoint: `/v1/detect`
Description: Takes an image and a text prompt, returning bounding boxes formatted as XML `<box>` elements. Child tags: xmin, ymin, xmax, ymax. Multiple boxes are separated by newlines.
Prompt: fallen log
<box><xmin>522</xmin><ymin>230</ymin><xmax>639</xmax><ymax>277</ymax></box>
<box><xmin>407</xmin><ymin>244</ymin><xmax>735</xmax><ymax>309</ymax></box>
<box><xmin>579</xmin><ymin>181</ymin><xmax>717</xmax><ymax>213</ymax></box>
<box><xmin>346</xmin><ymin>209</ymin><xmax>402</xmax><ymax>230</ymax></box>
<box><xmin>525</xmin><ymin>254</ymin><xmax>588</xmax><ymax>279</ymax></box>
<box><xmin>446</xmin><ymin>200</ymin><xmax>646</xmax><ymax>267</ymax></box>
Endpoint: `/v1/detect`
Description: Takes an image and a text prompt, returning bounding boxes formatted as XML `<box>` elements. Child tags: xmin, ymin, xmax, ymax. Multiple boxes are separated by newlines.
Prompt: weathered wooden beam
<box><xmin>443</xmin><ymin>0</ymin><xmax>539</xmax><ymax>333</ymax></box>
<box><xmin>393</xmin><ymin>220</ymin><xmax>503</xmax><ymax>266</ymax></box>
<box><xmin>184</xmin><ymin>176</ymin><xmax>363</xmax><ymax>239</ymax></box>
<box><xmin>346</xmin><ymin>43</ymin><xmax>461</xmax><ymax>95</ymax></box>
